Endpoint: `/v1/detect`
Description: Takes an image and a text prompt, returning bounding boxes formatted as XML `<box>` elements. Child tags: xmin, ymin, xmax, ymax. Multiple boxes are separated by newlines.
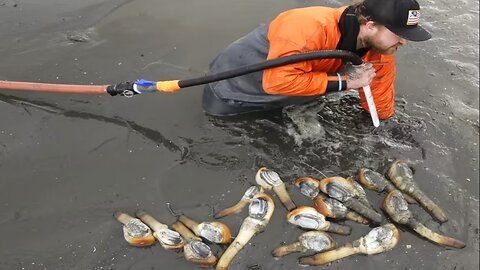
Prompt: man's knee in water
<box><xmin>202</xmin><ymin>85</ymin><xmax>264</xmax><ymax>116</ymax></box>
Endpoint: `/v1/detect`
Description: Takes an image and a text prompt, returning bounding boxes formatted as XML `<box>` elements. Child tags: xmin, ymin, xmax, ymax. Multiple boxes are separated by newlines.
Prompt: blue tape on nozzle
<box><xmin>133</xmin><ymin>79</ymin><xmax>157</xmax><ymax>93</ymax></box>
<box><xmin>134</xmin><ymin>79</ymin><xmax>156</xmax><ymax>87</ymax></box>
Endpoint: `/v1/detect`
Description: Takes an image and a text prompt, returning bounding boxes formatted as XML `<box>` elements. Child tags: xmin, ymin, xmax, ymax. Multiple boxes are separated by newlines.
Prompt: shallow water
<box><xmin>0</xmin><ymin>0</ymin><xmax>478</xmax><ymax>269</ymax></box>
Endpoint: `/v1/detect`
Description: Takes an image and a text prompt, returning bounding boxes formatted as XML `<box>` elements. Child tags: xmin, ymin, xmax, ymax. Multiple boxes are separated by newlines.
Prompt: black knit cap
<box><xmin>363</xmin><ymin>0</ymin><xmax>431</xmax><ymax>41</ymax></box>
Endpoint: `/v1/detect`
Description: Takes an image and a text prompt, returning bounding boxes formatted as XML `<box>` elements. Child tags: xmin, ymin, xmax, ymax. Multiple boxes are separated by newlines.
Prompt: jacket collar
<box><xmin>337</xmin><ymin>6</ymin><xmax>370</xmax><ymax>57</ymax></box>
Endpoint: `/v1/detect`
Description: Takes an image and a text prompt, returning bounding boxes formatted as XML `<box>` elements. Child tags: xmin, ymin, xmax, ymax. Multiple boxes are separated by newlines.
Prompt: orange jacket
<box><xmin>263</xmin><ymin>6</ymin><xmax>396</xmax><ymax>119</ymax></box>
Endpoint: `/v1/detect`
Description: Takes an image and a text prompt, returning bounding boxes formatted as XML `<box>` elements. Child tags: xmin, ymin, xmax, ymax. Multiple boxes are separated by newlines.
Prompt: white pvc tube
<box><xmin>362</xmin><ymin>85</ymin><xmax>380</xmax><ymax>127</ymax></box>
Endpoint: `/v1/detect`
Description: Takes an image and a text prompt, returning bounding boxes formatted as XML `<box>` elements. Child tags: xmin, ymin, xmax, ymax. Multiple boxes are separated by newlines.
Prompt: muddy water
<box><xmin>0</xmin><ymin>0</ymin><xmax>478</xmax><ymax>269</ymax></box>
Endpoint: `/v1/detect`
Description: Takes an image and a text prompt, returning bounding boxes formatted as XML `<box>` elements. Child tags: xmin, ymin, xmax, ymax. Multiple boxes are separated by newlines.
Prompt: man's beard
<box><xmin>366</xmin><ymin>38</ymin><xmax>399</xmax><ymax>55</ymax></box>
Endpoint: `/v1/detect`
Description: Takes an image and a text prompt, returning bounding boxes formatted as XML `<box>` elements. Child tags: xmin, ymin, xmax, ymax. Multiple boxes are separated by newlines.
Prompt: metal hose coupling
<box><xmin>107</xmin><ymin>79</ymin><xmax>171</xmax><ymax>96</ymax></box>
<box><xmin>106</xmin><ymin>81</ymin><xmax>137</xmax><ymax>97</ymax></box>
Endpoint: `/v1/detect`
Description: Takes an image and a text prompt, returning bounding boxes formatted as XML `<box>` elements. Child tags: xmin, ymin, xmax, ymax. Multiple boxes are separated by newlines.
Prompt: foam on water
<box><xmin>284</xmin><ymin>103</ymin><xmax>326</xmax><ymax>146</ymax></box>
<box><xmin>192</xmin><ymin>91</ymin><xmax>431</xmax><ymax>181</ymax></box>
<box><xmin>283</xmin><ymin>92</ymin><xmax>425</xmax><ymax>154</ymax></box>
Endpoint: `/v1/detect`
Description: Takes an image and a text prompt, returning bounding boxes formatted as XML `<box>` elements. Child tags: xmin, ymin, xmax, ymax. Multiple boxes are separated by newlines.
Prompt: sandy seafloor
<box><xmin>0</xmin><ymin>0</ymin><xmax>478</xmax><ymax>269</ymax></box>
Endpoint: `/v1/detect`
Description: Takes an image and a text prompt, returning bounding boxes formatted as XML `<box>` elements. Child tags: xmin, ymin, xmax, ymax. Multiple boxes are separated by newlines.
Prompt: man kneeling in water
<box><xmin>203</xmin><ymin>0</ymin><xmax>431</xmax><ymax>119</ymax></box>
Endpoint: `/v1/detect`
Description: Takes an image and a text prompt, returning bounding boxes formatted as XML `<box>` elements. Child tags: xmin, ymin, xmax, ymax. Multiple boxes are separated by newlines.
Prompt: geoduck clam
<box><xmin>135</xmin><ymin>210</ymin><xmax>185</xmax><ymax>250</ymax></box>
<box><xmin>387</xmin><ymin>160</ymin><xmax>448</xmax><ymax>223</ymax></box>
<box><xmin>178</xmin><ymin>214</ymin><xmax>232</xmax><ymax>244</ymax></box>
<box><xmin>346</xmin><ymin>176</ymin><xmax>376</xmax><ymax>210</ymax></box>
<box><xmin>314</xmin><ymin>193</ymin><xmax>370</xmax><ymax>225</ymax></box>
<box><xmin>216</xmin><ymin>193</ymin><xmax>275</xmax><ymax>270</ymax></box>
<box><xmin>171</xmin><ymin>221</ymin><xmax>218</xmax><ymax>267</ymax></box>
<box><xmin>298</xmin><ymin>223</ymin><xmax>400</xmax><ymax>266</ymax></box>
<box><xmin>358</xmin><ymin>167</ymin><xmax>417</xmax><ymax>204</ymax></box>
<box><xmin>214</xmin><ymin>185</ymin><xmax>264</xmax><ymax>219</ymax></box>
<box><xmin>114</xmin><ymin>211</ymin><xmax>156</xmax><ymax>247</ymax></box>
<box><xmin>255</xmin><ymin>167</ymin><xmax>296</xmax><ymax>211</ymax></box>
<box><xmin>294</xmin><ymin>176</ymin><xmax>321</xmax><ymax>200</ymax></box>
<box><xmin>286</xmin><ymin>206</ymin><xmax>351</xmax><ymax>235</ymax></box>
<box><xmin>272</xmin><ymin>231</ymin><xmax>336</xmax><ymax>257</ymax></box>
<box><xmin>318</xmin><ymin>176</ymin><xmax>383</xmax><ymax>223</ymax></box>
<box><xmin>383</xmin><ymin>190</ymin><xmax>465</xmax><ymax>249</ymax></box>
<box><xmin>294</xmin><ymin>177</ymin><xmax>369</xmax><ymax>225</ymax></box>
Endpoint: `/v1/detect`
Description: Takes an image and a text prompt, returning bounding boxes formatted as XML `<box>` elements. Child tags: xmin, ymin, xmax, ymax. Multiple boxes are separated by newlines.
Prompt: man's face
<box><xmin>367</xmin><ymin>25</ymin><xmax>408</xmax><ymax>55</ymax></box>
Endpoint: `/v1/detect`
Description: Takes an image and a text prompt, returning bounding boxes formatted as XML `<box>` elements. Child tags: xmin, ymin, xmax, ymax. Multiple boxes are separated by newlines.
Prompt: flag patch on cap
<box><xmin>406</xmin><ymin>10</ymin><xmax>420</xmax><ymax>25</ymax></box>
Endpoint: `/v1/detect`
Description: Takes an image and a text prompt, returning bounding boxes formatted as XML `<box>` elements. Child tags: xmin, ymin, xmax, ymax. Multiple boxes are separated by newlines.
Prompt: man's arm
<box><xmin>262</xmin><ymin>14</ymin><xmax>345</xmax><ymax>96</ymax></box>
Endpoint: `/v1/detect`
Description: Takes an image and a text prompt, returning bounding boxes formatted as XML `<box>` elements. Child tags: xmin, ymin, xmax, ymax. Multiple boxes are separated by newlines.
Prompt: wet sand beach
<box><xmin>0</xmin><ymin>0</ymin><xmax>478</xmax><ymax>269</ymax></box>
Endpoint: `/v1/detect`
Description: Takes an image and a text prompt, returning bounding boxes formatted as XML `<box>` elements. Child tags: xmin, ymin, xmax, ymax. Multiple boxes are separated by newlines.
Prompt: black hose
<box><xmin>178</xmin><ymin>50</ymin><xmax>362</xmax><ymax>88</ymax></box>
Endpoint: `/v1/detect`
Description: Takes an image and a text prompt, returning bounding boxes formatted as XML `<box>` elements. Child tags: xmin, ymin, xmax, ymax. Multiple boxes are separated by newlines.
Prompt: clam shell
<box><xmin>326</xmin><ymin>183</ymin><xmax>353</xmax><ymax>202</ymax></box>
<box><xmin>362</xmin><ymin>225</ymin><xmax>397</xmax><ymax>254</ymax></box>
<box><xmin>249</xmin><ymin>197</ymin><xmax>269</xmax><ymax>219</ymax></box>
<box><xmin>396</xmin><ymin>162</ymin><xmax>414</xmax><ymax>178</ymax></box>
<box><xmin>360</xmin><ymin>168</ymin><xmax>388</xmax><ymax>191</ymax></box>
<box><xmin>287</xmin><ymin>207</ymin><xmax>328</xmax><ymax>230</ymax></box>
<box><xmin>384</xmin><ymin>191</ymin><xmax>411</xmax><ymax>224</ymax></box>
<box><xmin>299</xmin><ymin>181</ymin><xmax>320</xmax><ymax>199</ymax></box>
<box><xmin>389</xmin><ymin>161</ymin><xmax>416</xmax><ymax>186</ymax></box>
<box><xmin>186</xmin><ymin>240</ymin><xmax>213</xmax><ymax>259</ymax></box>
<box><xmin>198</xmin><ymin>223</ymin><xmax>223</xmax><ymax>243</ymax></box>
<box><xmin>257</xmin><ymin>169</ymin><xmax>282</xmax><ymax>187</ymax></box>
<box><xmin>243</xmin><ymin>186</ymin><xmax>262</xmax><ymax>200</ymax></box>
<box><xmin>351</xmin><ymin>180</ymin><xmax>367</xmax><ymax>197</ymax></box>
<box><xmin>155</xmin><ymin>229</ymin><xmax>183</xmax><ymax>246</ymax></box>
<box><xmin>299</xmin><ymin>231</ymin><xmax>333</xmax><ymax>252</ymax></box>
<box><xmin>124</xmin><ymin>219</ymin><xmax>151</xmax><ymax>238</ymax></box>
<box><xmin>326</xmin><ymin>197</ymin><xmax>348</xmax><ymax>215</ymax></box>
<box><xmin>292</xmin><ymin>213</ymin><xmax>325</xmax><ymax>230</ymax></box>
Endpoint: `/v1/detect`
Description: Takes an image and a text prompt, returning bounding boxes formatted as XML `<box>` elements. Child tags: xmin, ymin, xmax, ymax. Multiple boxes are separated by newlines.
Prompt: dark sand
<box><xmin>0</xmin><ymin>0</ymin><xmax>478</xmax><ymax>269</ymax></box>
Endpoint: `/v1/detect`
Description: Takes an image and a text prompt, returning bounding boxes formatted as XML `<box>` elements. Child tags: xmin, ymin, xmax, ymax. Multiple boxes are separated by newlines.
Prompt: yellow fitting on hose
<box><xmin>156</xmin><ymin>80</ymin><xmax>181</xmax><ymax>92</ymax></box>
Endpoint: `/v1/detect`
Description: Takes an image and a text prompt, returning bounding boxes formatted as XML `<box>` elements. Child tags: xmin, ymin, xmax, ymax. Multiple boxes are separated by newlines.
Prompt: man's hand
<box><xmin>344</xmin><ymin>63</ymin><xmax>376</xmax><ymax>90</ymax></box>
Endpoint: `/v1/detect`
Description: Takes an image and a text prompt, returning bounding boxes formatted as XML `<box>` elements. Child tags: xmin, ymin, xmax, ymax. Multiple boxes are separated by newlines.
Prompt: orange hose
<box><xmin>0</xmin><ymin>80</ymin><xmax>109</xmax><ymax>94</ymax></box>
